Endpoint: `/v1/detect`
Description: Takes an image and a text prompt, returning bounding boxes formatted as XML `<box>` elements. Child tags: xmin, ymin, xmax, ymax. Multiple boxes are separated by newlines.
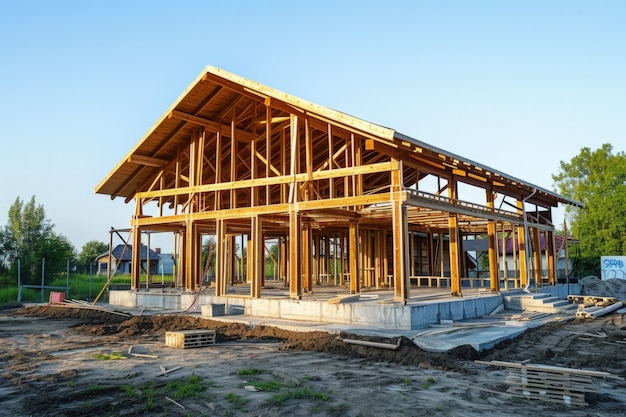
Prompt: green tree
<box><xmin>77</xmin><ymin>240</ymin><xmax>108</xmax><ymax>273</ymax></box>
<box><xmin>552</xmin><ymin>144</ymin><xmax>626</xmax><ymax>276</ymax></box>
<box><xmin>201</xmin><ymin>237</ymin><xmax>216</xmax><ymax>279</ymax></box>
<box><xmin>0</xmin><ymin>196</ymin><xmax>76</xmax><ymax>283</ymax></box>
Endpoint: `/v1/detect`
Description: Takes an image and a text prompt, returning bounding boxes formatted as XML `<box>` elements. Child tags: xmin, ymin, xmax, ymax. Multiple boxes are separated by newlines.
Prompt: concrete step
<box><xmin>503</xmin><ymin>292</ymin><xmax>576</xmax><ymax>314</ymax></box>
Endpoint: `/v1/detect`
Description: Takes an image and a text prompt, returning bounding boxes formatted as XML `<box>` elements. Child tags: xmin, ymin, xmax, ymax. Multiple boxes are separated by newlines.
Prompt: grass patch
<box><xmin>120</xmin><ymin>384</ymin><xmax>136</xmax><ymax>397</ymax></box>
<box><xmin>93</xmin><ymin>352</ymin><xmax>126</xmax><ymax>360</ymax></box>
<box><xmin>165</xmin><ymin>374</ymin><xmax>207</xmax><ymax>400</ymax></box>
<box><xmin>135</xmin><ymin>374</ymin><xmax>209</xmax><ymax>412</ymax></box>
<box><xmin>267</xmin><ymin>387</ymin><xmax>330</xmax><ymax>406</ymax></box>
<box><xmin>237</xmin><ymin>368</ymin><xmax>264</xmax><ymax>376</ymax></box>
<box><xmin>225</xmin><ymin>392</ymin><xmax>249</xmax><ymax>411</ymax></box>
<box><xmin>422</xmin><ymin>377</ymin><xmax>436</xmax><ymax>389</ymax></box>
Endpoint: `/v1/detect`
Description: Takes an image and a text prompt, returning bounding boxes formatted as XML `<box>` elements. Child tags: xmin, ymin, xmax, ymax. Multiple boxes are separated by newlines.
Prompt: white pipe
<box><xmin>342</xmin><ymin>338</ymin><xmax>401</xmax><ymax>350</ymax></box>
<box><xmin>589</xmin><ymin>301</ymin><xmax>623</xmax><ymax>318</ymax></box>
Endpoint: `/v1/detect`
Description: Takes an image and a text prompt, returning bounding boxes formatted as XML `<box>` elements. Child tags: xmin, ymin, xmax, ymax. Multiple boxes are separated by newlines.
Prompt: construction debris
<box><xmin>48</xmin><ymin>298</ymin><xmax>132</xmax><ymax>317</ymax></box>
<box><xmin>165</xmin><ymin>396</ymin><xmax>185</xmax><ymax>409</ymax></box>
<box><xmin>127</xmin><ymin>345</ymin><xmax>158</xmax><ymax>359</ymax></box>
<box><xmin>476</xmin><ymin>360</ymin><xmax>623</xmax><ymax>407</ymax></box>
<box><xmin>158</xmin><ymin>365</ymin><xmax>181</xmax><ymax>377</ymax></box>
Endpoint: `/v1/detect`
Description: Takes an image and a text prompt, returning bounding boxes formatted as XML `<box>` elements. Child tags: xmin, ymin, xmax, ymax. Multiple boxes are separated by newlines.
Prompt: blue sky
<box><xmin>1</xmin><ymin>0</ymin><xmax>624</xmax><ymax>253</ymax></box>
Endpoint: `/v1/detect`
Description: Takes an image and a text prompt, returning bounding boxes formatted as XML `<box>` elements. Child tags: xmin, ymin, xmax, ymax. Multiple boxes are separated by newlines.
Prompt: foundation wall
<box><xmin>111</xmin><ymin>290</ymin><xmax>509</xmax><ymax>330</ymax></box>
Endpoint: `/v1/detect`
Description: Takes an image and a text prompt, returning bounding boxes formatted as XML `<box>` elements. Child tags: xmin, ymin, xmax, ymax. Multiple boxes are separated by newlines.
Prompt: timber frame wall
<box><xmin>96</xmin><ymin>66</ymin><xmax>582</xmax><ymax>302</ymax></box>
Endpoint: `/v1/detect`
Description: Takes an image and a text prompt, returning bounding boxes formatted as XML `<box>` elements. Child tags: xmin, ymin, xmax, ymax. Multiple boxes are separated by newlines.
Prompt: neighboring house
<box><xmin>156</xmin><ymin>249</ymin><xmax>176</xmax><ymax>275</ymax></box>
<box><xmin>96</xmin><ymin>245</ymin><xmax>160</xmax><ymax>276</ymax></box>
<box><xmin>499</xmin><ymin>234</ymin><xmax>576</xmax><ymax>280</ymax></box>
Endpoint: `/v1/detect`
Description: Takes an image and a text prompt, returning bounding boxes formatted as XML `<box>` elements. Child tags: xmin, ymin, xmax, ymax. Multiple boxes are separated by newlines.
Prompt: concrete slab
<box><xmin>108</xmin><ymin>282</ymin><xmax>580</xmax><ymax>352</ymax></box>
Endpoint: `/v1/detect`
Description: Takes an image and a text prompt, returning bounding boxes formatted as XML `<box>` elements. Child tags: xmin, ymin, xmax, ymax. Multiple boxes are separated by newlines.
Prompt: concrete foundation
<box><xmin>109</xmin><ymin>283</ymin><xmax>580</xmax><ymax>330</ymax></box>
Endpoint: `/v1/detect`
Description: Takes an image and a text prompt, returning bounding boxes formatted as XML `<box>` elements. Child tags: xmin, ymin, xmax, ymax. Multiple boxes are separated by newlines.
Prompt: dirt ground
<box><xmin>1</xmin><ymin>296</ymin><xmax>626</xmax><ymax>416</ymax></box>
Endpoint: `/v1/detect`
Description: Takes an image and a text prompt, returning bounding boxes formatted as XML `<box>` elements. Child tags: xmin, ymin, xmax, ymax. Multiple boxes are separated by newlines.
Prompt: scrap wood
<box><xmin>601</xmin><ymin>341</ymin><xmax>622</xmax><ymax>346</ymax></box>
<box><xmin>158</xmin><ymin>365</ymin><xmax>181</xmax><ymax>376</ymax></box>
<box><xmin>467</xmin><ymin>384</ymin><xmax>587</xmax><ymax>407</ymax></box>
<box><xmin>51</xmin><ymin>299</ymin><xmax>132</xmax><ymax>317</ymax></box>
<box><xmin>569</xmin><ymin>331</ymin><xmax>607</xmax><ymax>338</ymax></box>
<box><xmin>128</xmin><ymin>346</ymin><xmax>158</xmax><ymax>359</ymax></box>
<box><xmin>165</xmin><ymin>396</ymin><xmax>185</xmax><ymax>409</ymax></box>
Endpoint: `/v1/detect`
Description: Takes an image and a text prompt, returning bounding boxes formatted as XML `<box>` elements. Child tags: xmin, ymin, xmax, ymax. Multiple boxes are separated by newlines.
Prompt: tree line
<box><xmin>0</xmin><ymin>143</ymin><xmax>624</xmax><ymax>283</ymax></box>
<box><xmin>0</xmin><ymin>196</ymin><xmax>107</xmax><ymax>285</ymax></box>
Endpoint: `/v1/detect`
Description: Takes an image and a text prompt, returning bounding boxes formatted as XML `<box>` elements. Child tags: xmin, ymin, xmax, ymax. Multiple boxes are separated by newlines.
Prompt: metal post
<box><xmin>41</xmin><ymin>257</ymin><xmax>45</xmax><ymax>302</ymax></box>
<box><xmin>17</xmin><ymin>259</ymin><xmax>21</xmax><ymax>303</ymax></box>
<box><xmin>66</xmin><ymin>259</ymin><xmax>70</xmax><ymax>298</ymax></box>
<box><xmin>89</xmin><ymin>263</ymin><xmax>93</xmax><ymax>300</ymax></box>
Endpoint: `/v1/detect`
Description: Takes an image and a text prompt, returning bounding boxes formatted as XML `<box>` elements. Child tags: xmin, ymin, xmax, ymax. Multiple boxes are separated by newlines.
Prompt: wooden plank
<box><xmin>476</xmin><ymin>360</ymin><xmax>621</xmax><ymax>379</ymax></box>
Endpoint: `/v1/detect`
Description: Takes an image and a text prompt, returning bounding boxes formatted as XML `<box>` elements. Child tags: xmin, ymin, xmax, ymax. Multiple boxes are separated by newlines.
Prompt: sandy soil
<box><xmin>1</xmin><ymin>302</ymin><xmax>625</xmax><ymax>417</ymax></box>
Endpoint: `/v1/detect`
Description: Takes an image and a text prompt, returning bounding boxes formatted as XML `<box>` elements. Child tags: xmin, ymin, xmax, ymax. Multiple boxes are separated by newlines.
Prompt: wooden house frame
<box><xmin>95</xmin><ymin>66</ymin><xmax>582</xmax><ymax>302</ymax></box>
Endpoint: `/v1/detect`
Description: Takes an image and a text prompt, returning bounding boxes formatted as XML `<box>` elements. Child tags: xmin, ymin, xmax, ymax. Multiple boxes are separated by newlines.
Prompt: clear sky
<box><xmin>1</xmin><ymin>0</ymin><xmax>624</xmax><ymax>253</ymax></box>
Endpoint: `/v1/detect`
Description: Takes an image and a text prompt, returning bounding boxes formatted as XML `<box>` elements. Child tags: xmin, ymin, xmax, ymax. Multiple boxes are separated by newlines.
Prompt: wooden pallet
<box><xmin>165</xmin><ymin>330</ymin><xmax>216</xmax><ymax>349</ymax></box>
<box><xmin>476</xmin><ymin>360</ymin><xmax>622</xmax><ymax>407</ymax></box>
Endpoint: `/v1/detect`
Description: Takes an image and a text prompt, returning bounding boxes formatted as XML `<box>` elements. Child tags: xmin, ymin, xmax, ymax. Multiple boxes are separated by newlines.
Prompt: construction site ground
<box><xmin>1</xmin><ymin>278</ymin><xmax>626</xmax><ymax>416</ymax></box>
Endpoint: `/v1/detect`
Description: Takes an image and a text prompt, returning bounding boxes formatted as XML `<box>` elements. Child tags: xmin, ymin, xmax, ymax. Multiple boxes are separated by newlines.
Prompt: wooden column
<box><xmin>517</xmin><ymin>200</ymin><xmax>528</xmax><ymax>288</ymax></box>
<box><xmin>302</xmin><ymin>222</ymin><xmax>313</xmax><ymax>292</ymax></box>
<box><xmin>131</xmin><ymin>223</ymin><xmax>141</xmax><ymax>290</ymax></box>
<box><xmin>349</xmin><ymin>221</ymin><xmax>360</xmax><ymax>294</ymax></box>
<box><xmin>486</xmin><ymin>190</ymin><xmax>500</xmax><ymax>292</ymax></box>
<box><xmin>427</xmin><ymin>232</ymin><xmax>435</xmax><ymax>276</ymax></box>
<box><xmin>250</xmin><ymin>216</ymin><xmax>262</xmax><ymax>298</ymax></box>
<box><xmin>546</xmin><ymin>231</ymin><xmax>556</xmax><ymax>285</ymax></box>
<box><xmin>280</xmin><ymin>237</ymin><xmax>287</xmax><ymax>287</ymax></box>
<box><xmin>391</xmin><ymin>160</ymin><xmax>409</xmax><ymax>301</ymax></box>
<box><xmin>289</xmin><ymin>210</ymin><xmax>302</xmax><ymax>299</ymax></box>
<box><xmin>448</xmin><ymin>180</ymin><xmax>462</xmax><ymax>296</ymax></box>
<box><xmin>215</xmin><ymin>220</ymin><xmax>225</xmax><ymax>296</ymax></box>
<box><xmin>324</xmin><ymin>236</ymin><xmax>331</xmax><ymax>284</ymax></box>
<box><xmin>374</xmin><ymin>231</ymin><xmax>383</xmax><ymax>288</ymax></box>
<box><xmin>392</xmin><ymin>202</ymin><xmax>409</xmax><ymax>301</ymax></box>
<box><xmin>532</xmin><ymin>227</ymin><xmax>542</xmax><ymax>286</ymax></box>
<box><xmin>183</xmin><ymin>221</ymin><xmax>198</xmax><ymax>290</ymax></box>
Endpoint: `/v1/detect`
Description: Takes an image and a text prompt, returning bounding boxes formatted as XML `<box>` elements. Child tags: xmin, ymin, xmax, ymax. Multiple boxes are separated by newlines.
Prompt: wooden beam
<box><xmin>127</xmin><ymin>154</ymin><xmax>168</xmax><ymax>168</ymax></box>
<box><xmin>169</xmin><ymin>110</ymin><xmax>253</xmax><ymax>142</ymax></box>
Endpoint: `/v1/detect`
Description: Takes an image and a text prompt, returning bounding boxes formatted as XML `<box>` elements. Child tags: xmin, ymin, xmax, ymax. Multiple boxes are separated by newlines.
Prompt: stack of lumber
<box><xmin>476</xmin><ymin>360</ymin><xmax>622</xmax><ymax>407</ymax></box>
<box><xmin>165</xmin><ymin>330</ymin><xmax>216</xmax><ymax>349</ymax></box>
<box><xmin>568</xmin><ymin>295</ymin><xmax>624</xmax><ymax>319</ymax></box>
<box><xmin>48</xmin><ymin>298</ymin><xmax>132</xmax><ymax>317</ymax></box>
